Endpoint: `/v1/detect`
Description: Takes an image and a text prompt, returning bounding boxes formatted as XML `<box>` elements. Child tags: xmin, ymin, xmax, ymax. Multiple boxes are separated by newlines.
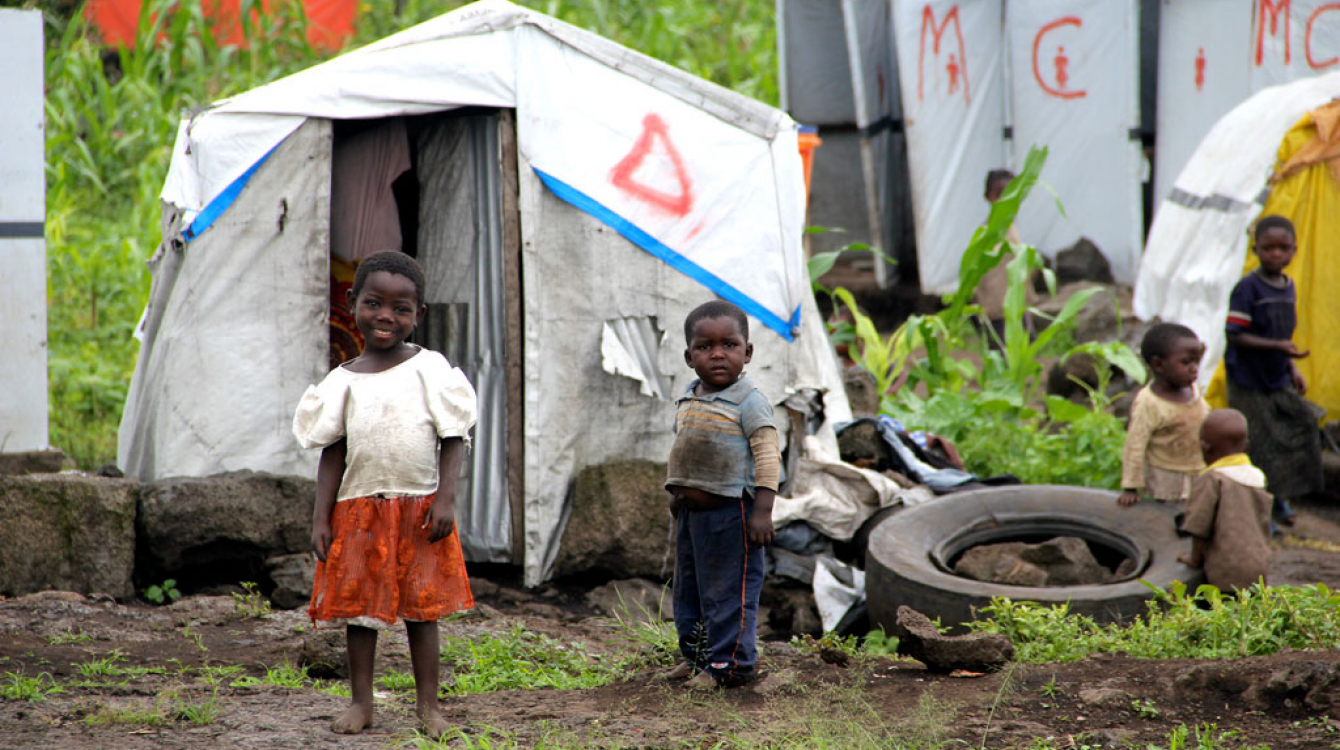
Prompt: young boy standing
<box><xmin>665</xmin><ymin>300</ymin><xmax>780</xmax><ymax>689</ymax></box>
<box><xmin>1179</xmin><ymin>409</ymin><xmax>1273</xmax><ymax>591</ymax></box>
<box><xmin>1224</xmin><ymin>215</ymin><xmax>1322</xmax><ymax>528</ymax></box>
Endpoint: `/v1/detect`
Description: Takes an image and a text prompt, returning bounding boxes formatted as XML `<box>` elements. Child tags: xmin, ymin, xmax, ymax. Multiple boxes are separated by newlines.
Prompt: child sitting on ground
<box><xmin>664</xmin><ymin>300</ymin><xmax>780</xmax><ymax>689</ymax></box>
<box><xmin>293</xmin><ymin>251</ymin><xmax>478</xmax><ymax>737</ymax></box>
<box><xmin>1118</xmin><ymin>323</ymin><xmax>1212</xmax><ymax>506</ymax></box>
<box><xmin>1225</xmin><ymin>214</ymin><xmax>1322</xmax><ymax>529</ymax></box>
<box><xmin>1179</xmin><ymin>409</ymin><xmax>1273</xmax><ymax>591</ymax></box>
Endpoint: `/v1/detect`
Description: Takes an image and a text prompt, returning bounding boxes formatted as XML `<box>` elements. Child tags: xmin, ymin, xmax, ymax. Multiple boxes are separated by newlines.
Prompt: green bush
<box><xmin>832</xmin><ymin>147</ymin><xmax>1144</xmax><ymax>488</ymax></box>
<box><xmin>971</xmin><ymin>582</ymin><xmax>1340</xmax><ymax>663</ymax></box>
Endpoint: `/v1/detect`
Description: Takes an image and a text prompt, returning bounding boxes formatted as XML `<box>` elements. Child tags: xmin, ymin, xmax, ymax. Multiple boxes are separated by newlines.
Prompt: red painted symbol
<box><xmin>918</xmin><ymin>4</ymin><xmax>970</xmax><ymax>104</ymax></box>
<box><xmin>1255</xmin><ymin>0</ymin><xmax>1291</xmax><ymax>66</ymax></box>
<box><xmin>1307</xmin><ymin>3</ymin><xmax>1340</xmax><ymax>70</ymax></box>
<box><xmin>1195</xmin><ymin>47</ymin><xmax>1206</xmax><ymax>90</ymax></box>
<box><xmin>1033</xmin><ymin>17</ymin><xmax>1086</xmax><ymax>99</ymax></box>
<box><xmin>609</xmin><ymin>114</ymin><xmax>694</xmax><ymax>218</ymax></box>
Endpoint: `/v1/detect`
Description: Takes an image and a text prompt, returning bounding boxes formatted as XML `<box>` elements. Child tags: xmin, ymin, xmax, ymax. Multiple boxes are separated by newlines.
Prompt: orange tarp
<box><xmin>83</xmin><ymin>0</ymin><xmax>356</xmax><ymax>51</ymax></box>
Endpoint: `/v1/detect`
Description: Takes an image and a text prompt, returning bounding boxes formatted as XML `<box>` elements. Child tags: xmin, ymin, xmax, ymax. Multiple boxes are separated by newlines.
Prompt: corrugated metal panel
<box><xmin>416</xmin><ymin>113</ymin><xmax>512</xmax><ymax>562</ymax></box>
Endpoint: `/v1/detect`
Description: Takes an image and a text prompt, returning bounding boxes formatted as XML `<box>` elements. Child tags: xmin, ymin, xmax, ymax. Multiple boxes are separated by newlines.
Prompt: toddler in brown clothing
<box><xmin>1179</xmin><ymin>409</ymin><xmax>1272</xmax><ymax>592</ymax></box>
<box><xmin>1118</xmin><ymin>323</ymin><xmax>1211</xmax><ymax>506</ymax></box>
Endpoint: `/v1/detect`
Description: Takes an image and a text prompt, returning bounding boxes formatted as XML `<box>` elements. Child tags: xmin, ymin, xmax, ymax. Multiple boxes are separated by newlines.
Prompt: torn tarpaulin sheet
<box><xmin>772</xmin><ymin>436</ymin><xmax>933</xmax><ymax>541</ymax></box>
<box><xmin>837</xmin><ymin>416</ymin><xmax>976</xmax><ymax>493</ymax></box>
<box><xmin>813</xmin><ymin>555</ymin><xmax>864</xmax><ymax>633</ymax></box>
<box><xmin>600</xmin><ymin>317</ymin><xmax>671</xmax><ymax>399</ymax></box>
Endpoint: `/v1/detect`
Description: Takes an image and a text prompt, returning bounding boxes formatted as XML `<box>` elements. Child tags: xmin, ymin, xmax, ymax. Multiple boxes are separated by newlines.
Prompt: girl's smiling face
<box><xmin>348</xmin><ymin>270</ymin><xmax>424</xmax><ymax>351</ymax></box>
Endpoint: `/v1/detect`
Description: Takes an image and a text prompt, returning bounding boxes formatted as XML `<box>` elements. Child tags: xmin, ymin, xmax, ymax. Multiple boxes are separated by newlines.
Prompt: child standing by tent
<box><xmin>1118</xmin><ymin>323</ymin><xmax>1211</xmax><ymax>506</ymax></box>
<box><xmin>1225</xmin><ymin>215</ymin><xmax>1323</xmax><ymax>528</ymax></box>
<box><xmin>975</xmin><ymin>169</ymin><xmax>1036</xmax><ymax>342</ymax></box>
<box><xmin>665</xmin><ymin>300</ymin><xmax>780</xmax><ymax>689</ymax></box>
<box><xmin>293</xmin><ymin>251</ymin><xmax>477</xmax><ymax>737</ymax></box>
<box><xmin>1178</xmin><ymin>409</ymin><xmax>1273</xmax><ymax>591</ymax></box>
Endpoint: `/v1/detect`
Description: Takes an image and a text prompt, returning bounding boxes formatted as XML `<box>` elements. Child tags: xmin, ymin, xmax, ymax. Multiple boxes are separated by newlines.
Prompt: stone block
<box><xmin>0</xmin><ymin>473</ymin><xmax>137</xmax><ymax>599</ymax></box>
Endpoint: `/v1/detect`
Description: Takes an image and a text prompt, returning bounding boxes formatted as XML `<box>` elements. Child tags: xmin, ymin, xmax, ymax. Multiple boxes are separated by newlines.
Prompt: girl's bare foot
<box><xmin>331</xmin><ymin>702</ymin><xmax>374</xmax><ymax>734</ymax></box>
<box><xmin>418</xmin><ymin>707</ymin><xmax>452</xmax><ymax>738</ymax></box>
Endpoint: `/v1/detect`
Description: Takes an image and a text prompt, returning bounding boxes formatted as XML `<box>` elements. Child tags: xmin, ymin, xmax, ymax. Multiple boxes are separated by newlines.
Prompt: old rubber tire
<box><xmin>866</xmin><ymin>484</ymin><xmax>1204</xmax><ymax>630</ymax></box>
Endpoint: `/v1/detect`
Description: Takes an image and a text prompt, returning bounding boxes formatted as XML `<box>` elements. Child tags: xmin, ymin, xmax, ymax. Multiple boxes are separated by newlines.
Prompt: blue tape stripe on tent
<box><xmin>182</xmin><ymin>146</ymin><xmax>279</xmax><ymax>242</ymax></box>
<box><xmin>534</xmin><ymin>168</ymin><xmax>799</xmax><ymax>342</ymax></box>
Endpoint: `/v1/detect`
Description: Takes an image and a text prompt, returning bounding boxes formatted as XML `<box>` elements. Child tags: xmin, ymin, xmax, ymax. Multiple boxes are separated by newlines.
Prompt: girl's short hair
<box><xmin>1140</xmin><ymin>322</ymin><xmax>1199</xmax><ymax>363</ymax></box>
<box><xmin>353</xmin><ymin>251</ymin><xmax>426</xmax><ymax>305</ymax></box>
<box><xmin>1253</xmin><ymin>214</ymin><xmax>1295</xmax><ymax>241</ymax></box>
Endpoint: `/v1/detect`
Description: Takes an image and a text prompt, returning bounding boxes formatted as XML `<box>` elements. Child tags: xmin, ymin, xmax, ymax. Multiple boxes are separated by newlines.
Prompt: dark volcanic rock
<box><xmin>553</xmin><ymin>460</ymin><xmax>673</xmax><ymax>580</ymax></box>
<box><xmin>0</xmin><ymin>474</ymin><xmax>138</xmax><ymax>599</ymax></box>
<box><xmin>892</xmin><ymin>605</ymin><xmax>1014</xmax><ymax>673</ymax></box>
<box><xmin>137</xmin><ymin>471</ymin><xmax>314</xmax><ymax>588</ymax></box>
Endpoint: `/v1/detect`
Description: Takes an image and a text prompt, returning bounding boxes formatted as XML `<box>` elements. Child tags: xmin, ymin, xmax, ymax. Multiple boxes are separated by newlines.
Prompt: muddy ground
<box><xmin>3</xmin><ymin>508</ymin><xmax>1340</xmax><ymax>749</ymax></box>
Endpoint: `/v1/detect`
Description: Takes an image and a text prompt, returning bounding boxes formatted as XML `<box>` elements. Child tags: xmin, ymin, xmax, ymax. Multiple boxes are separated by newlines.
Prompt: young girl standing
<box><xmin>293</xmin><ymin>251</ymin><xmax>477</xmax><ymax>737</ymax></box>
<box><xmin>1118</xmin><ymin>323</ymin><xmax>1211</xmax><ymax>507</ymax></box>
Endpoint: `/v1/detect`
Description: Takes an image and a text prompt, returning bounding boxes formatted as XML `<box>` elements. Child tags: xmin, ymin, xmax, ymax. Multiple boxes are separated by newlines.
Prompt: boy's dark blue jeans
<box><xmin>672</xmin><ymin>497</ymin><xmax>765</xmax><ymax>687</ymax></box>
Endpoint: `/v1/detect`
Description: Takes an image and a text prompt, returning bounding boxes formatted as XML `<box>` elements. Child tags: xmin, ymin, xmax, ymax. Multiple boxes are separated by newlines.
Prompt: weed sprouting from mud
<box><xmin>1</xmin><ymin>671</ymin><xmax>65</xmax><ymax>701</ymax></box>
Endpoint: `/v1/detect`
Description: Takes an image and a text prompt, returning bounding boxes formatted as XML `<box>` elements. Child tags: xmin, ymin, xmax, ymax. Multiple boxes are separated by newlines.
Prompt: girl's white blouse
<box><xmin>292</xmin><ymin>347</ymin><xmax>477</xmax><ymax>502</ymax></box>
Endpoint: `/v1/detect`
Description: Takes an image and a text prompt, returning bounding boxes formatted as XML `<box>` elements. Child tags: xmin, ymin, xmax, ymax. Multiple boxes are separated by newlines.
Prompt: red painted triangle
<box><xmin>609</xmin><ymin>113</ymin><xmax>694</xmax><ymax>218</ymax></box>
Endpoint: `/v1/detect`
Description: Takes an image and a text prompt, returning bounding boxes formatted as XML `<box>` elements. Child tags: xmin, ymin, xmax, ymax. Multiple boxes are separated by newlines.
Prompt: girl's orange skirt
<box><xmin>309</xmin><ymin>493</ymin><xmax>473</xmax><ymax>626</ymax></box>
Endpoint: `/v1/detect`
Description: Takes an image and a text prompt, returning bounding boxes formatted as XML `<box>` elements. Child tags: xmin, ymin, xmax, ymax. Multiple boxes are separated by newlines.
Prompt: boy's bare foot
<box><xmin>418</xmin><ymin>707</ymin><xmax>452</xmax><ymax>739</ymax></box>
<box><xmin>663</xmin><ymin>662</ymin><xmax>694</xmax><ymax>681</ymax></box>
<box><xmin>331</xmin><ymin>702</ymin><xmax>373</xmax><ymax>734</ymax></box>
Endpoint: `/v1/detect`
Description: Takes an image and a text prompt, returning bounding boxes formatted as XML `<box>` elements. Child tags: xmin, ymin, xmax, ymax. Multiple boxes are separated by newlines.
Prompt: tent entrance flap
<box><xmin>413</xmin><ymin>110</ymin><xmax>514</xmax><ymax>562</ymax></box>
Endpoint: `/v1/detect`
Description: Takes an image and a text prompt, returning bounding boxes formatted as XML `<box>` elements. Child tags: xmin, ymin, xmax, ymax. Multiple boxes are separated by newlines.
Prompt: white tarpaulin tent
<box><xmin>1006</xmin><ymin>0</ymin><xmax>1143</xmax><ymax>285</ymax></box>
<box><xmin>120</xmin><ymin>0</ymin><xmax>850</xmax><ymax>585</ymax></box>
<box><xmin>1133</xmin><ymin>69</ymin><xmax>1340</xmax><ymax>384</ymax></box>
<box><xmin>893</xmin><ymin>0</ymin><xmax>1007</xmax><ymax>295</ymax></box>
<box><xmin>892</xmin><ymin>0</ymin><xmax>1143</xmax><ymax>293</ymax></box>
<box><xmin>1153</xmin><ymin>0</ymin><xmax>1340</xmax><ymax>216</ymax></box>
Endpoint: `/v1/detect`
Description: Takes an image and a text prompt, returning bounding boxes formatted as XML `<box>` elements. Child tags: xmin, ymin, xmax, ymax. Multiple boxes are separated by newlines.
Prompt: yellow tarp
<box><xmin>1206</xmin><ymin>102</ymin><xmax>1340</xmax><ymax>422</ymax></box>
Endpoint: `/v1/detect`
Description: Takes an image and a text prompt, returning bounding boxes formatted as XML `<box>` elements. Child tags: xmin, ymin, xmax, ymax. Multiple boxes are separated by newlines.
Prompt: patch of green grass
<box><xmin>74</xmin><ymin>650</ymin><xmax>160</xmax><ymax>679</ymax></box>
<box><xmin>972</xmin><ymin>582</ymin><xmax>1340</xmax><ymax>663</ymax></box>
<box><xmin>378</xmin><ymin>669</ymin><xmax>416</xmax><ymax>692</ymax></box>
<box><xmin>196</xmin><ymin>664</ymin><xmax>244</xmax><ymax>685</ymax></box>
<box><xmin>172</xmin><ymin>688</ymin><xmax>221</xmax><ymax>726</ymax></box>
<box><xmin>47</xmin><ymin>628</ymin><xmax>94</xmax><ymax>645</ymax></box>
<box><xmin>84</xmin><ymin>702</ymin><xmax>169</xmax><ymax>727</ymax></box>
<box><xmin>231</xmin><ymin>661</ymin><xmax>312</xmax><ymax>689</ymax></box>
<box><xmin>0</xmin><ymin>671</ymin><xmax>65</xmax><ymax>701</ymax></box>
<box><xmin>441</xmin><ymin>623</ymin><xmax>620</xmax><ymax>694</ymax></box>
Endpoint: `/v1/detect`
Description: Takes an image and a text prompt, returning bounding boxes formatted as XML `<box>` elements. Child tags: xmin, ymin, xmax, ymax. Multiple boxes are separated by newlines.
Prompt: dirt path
<box><xmin>2</xmin><ymin>510</ymin><xmax>1340</xmax><ymax>749</ymax></box>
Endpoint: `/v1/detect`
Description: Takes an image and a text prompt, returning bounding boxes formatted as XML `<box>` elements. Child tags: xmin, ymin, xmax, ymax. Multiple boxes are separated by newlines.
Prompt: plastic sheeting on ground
<box><xmin>772</xmin><ymin>437</ymin><xmax>933</xmax><ymax>542</ymax></box>
<box><xmin>1133</xmin><ymin>70</ymin><xmax>1340</xmax><ymax>397</ymax></box>
<box><xmin>1203</xmin><ymin>101</ymin><xmax>1340</xmax><ymax>422</ymax></box>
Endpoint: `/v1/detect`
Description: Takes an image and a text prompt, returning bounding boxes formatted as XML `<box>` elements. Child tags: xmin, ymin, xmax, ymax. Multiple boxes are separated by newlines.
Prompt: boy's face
<box><xmin>347</xmin><ymin>270</ymin><xmax>425</xmax><ymax>351</ymax></box>
<box><xmin>684</xmin><ymin>315</ymin><xmax>752</xmax><ymax>392</ymax></box>
<box><xmin>1151</xmin><ymin>336</ymin><xmax>1204</xmax><ymax>389</ymax></box>
<box><xmin>1255</xmin><ymin>227</ymin><xmax>1296</xmax><ymax>275</ymax></box>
